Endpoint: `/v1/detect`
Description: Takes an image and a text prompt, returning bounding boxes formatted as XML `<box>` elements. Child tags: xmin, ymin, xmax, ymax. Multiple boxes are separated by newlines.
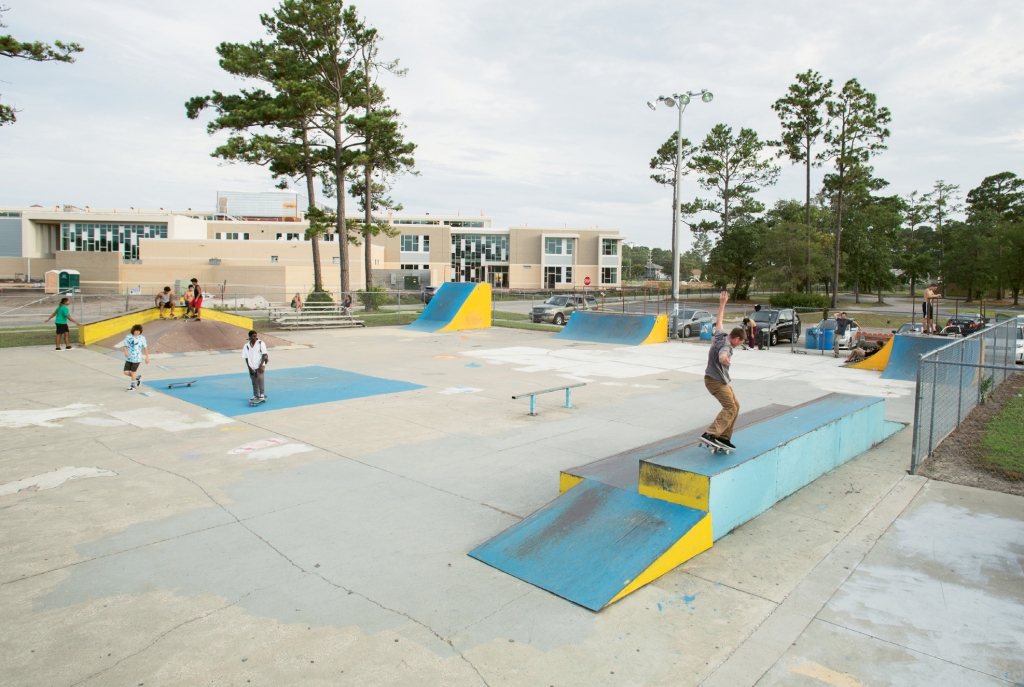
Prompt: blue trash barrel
<box><xmin>806</xmin><ymin>327</ymin><xmax>819</xmax><ymax>350</ymax></box>
<box><xmin>700</xmin><ymin>322</ymin><xmax>713</xmax><ymax>341</ymax></box>
<box><xmin>822</xmin><ymin>328</ymin><xmax>834</xmax><ymax>351</ymax></box>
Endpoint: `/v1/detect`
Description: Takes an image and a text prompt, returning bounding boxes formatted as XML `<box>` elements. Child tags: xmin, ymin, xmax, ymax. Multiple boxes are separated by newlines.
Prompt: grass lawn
<box><xmin>0</xmin><ymin>327</ymin><xmax>76</xmax><ymax>348</ymax></box>
<box><xmin>493</xmin><ymin>319</ymin><xmax>561</xmax><ymax>332</ymax></box>
<box><xmin>981</xmin><ymin>388</ymin><xmax>1024</xmax><ymax>477</ymax></box>
<box><xmin>845</xmin><ymin>312</ymin><xmax>913</xmax><ymax>329</ymax></box>
<box><xmin>492</xmin><ymin>310</ymin><xmax>530</xmax><ymax>321</ymax></box>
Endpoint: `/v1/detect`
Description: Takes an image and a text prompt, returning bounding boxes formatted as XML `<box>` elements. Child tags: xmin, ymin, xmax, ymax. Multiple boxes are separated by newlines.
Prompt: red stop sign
<box><xmin>584</xmin><ymin>276</ymin><xmax>591</xmax><ymax>286</ymax></box>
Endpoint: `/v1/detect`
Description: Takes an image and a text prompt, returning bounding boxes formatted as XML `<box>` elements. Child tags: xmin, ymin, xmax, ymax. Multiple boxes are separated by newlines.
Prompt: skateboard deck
<box><xmin>167</xmin><ymin>381</ymin><xmax>198</xmax><ymax>389</ymax></box>
<box><xmin>248</xmin><ymin>396</ymin><xmax>268</xmax><ymax>407</ymax></box>
<box><xmin>698</xmin><ymin>436</ymin><xmax>732</xmax><ymax>454</ymax></box>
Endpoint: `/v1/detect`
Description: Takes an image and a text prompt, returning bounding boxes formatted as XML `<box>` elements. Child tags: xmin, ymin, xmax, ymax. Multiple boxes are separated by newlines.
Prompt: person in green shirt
<box><xmin>44</xmin><ymin>297</ymin><xmax>80</xmax><ymax>350</ymax></box>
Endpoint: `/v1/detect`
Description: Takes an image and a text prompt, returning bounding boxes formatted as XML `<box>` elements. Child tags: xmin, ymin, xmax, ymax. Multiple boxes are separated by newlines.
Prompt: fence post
<box><xmin>957</xmin><ymin>340</ymin><xmax>965</xmax><ymax>426</ymax></box>
<box><xmin>926</xmin><ymin>358</ymin><xmax>939</xmax><ymax>459</ymax></box>
<box><xmin>398</xmin><ymin>286</ymin><xmax>402</xmax><ymax>325</ymax></box>
<box><xmin>910</xmin><ymin>355</ymin><xmax>925</xmax><ymax>474</ymax></box>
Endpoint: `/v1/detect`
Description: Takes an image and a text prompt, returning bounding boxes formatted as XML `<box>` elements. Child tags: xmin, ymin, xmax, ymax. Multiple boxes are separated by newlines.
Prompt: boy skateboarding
<box><xmin>243</xmin><ymin>329</ymin><xmax>268</xmax><ymax>405</ymax></box>
<box><xmin>700</xmin><ymin>291</ymin><xmax>747</xmax><ymax>451</ymax></box>
<box><xmin>122</xmin><ymin>324</ymin><xmax>149</xmax><ymax>390</ymax></box>
<box><xmin>45</xmin><ymin>296</ymin><xmax>80</xmax><ymax>350</ymax></box>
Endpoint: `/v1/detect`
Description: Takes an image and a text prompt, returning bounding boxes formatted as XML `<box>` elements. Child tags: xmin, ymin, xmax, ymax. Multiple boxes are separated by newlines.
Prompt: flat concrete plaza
<box><xmin>1</xmin><ymin>326</ymin><xmax>1022</xmax><ymax>686</ymax></box>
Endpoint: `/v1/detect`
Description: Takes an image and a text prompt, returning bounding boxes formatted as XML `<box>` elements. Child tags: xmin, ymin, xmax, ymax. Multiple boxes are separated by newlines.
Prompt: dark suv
<box><xmin>751</xmin><ymin>308</ymin><xmax>802</xmax><ymax>346</ymax></box>
<box><xmin>943</xmin><ymin>314</ymin><xmax>985</xmax><ymax>336</ymax></box>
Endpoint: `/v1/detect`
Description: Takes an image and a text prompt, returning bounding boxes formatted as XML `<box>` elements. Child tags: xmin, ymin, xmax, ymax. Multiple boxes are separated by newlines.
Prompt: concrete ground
<box><xmin>1</xmin><ymin>326</ymin><xmax>1021</xmax><ymax>686</ymax></box>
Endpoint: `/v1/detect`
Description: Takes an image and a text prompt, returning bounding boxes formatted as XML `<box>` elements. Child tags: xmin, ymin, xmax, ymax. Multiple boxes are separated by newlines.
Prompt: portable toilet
<box><xmin>45</xmin><ymin>269</ymin><xmax>80</xmax><ymax>294</ymax></box>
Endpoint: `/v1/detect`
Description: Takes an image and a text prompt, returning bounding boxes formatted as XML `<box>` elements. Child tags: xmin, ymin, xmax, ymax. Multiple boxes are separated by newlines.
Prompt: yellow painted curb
<box><xmin>79</xmin><ymin>307</ymin><xmax>253</xmax><ymax>345</ymax></box>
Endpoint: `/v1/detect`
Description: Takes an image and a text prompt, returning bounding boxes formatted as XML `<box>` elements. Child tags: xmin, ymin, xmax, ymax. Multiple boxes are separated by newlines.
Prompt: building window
<box><xmin>394</xmin><ymin>219</ymin><xmax>440</xmax><ymax>225</ymax></box>
<box><xmin>445</xmin><ymin>220</ymin><xmax>483</xmax><ymax>228</ymax></box>
<box><xmin>333</xmin><ymin>256</ymin><xmax>340</xmax><ymax>264</ymax></box>
<box><xmin>400</xmin><ymin>264</ymin><xmax>420</xmax><ymax>270</ymax></box>
<box><xmin>60</xmin><ymin>222</ymin><xmax>167</xmax><ymax>261</ymax></box>
<box><xmin>544</xmin><ymin>237</ymin><xmax>572</xmax><ymax>255</ymax></box>
<box><xmin>602</xmin><ymin>239</ymin><xmax>618</xmax><ymax>256</ymax></box>
<box><xmin>544</xmin><ymin>266</ymin><xmax>564</xmax><ymax>284</ymax></box>
<box><xmin>271</xmin><ymin>256</ymin><xmax>279</xmax><ymax>263</ymax></box>
<box><xmin>483</xmin><ymin>235</ymin><xmax>509</xmax><ymax>262</ymax></box>
<box><xmin>565</xmin><ymin>267</ymin><xmax>572</xmax><ymax>283</ymax></box>
<box><xmin>400</xmin><ymin>234</ymin><xmax>420</xmax><ymax>251</ymax></box>
<box><xmin>216</xmin><ymin>232</ymin><xmax>247</xmax><ymax>240</ymax></box>
<box><xmin>215</xmin><ymin>232</ymin><xmax>221</xmax><ymax>239</ymax></box>
<box><xmin>276</xmin><ymin>233</ymin><xmax>302</xmax><ymax>241</ymax></box>
<box><xmin>601</xmin><ymin>267</ymin><xmax>618</xmax><ymax>284</ymax></box>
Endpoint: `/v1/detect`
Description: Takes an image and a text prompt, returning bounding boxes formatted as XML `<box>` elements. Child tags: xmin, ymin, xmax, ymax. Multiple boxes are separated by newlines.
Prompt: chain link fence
<box><xmin>911</xmin><ymin>317</ymin><xmax>1023</xmax><ymax>474</ymax></box>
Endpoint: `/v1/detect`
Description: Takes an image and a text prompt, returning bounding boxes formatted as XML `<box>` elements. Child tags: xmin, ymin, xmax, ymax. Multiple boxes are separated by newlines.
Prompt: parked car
<box><xmin>1016</xmin><ymin>319</ymin><xmax>1023</xmax><ymax>364</ymax></box>
<box><xmin>676</xmin><ymin>308</ymin><xmax>713</xmax><ymax>338</ymax></box>
<box><xmin>422</xmin><ymin>285</ymin><xmax>439</xmax><ymax>304</ymax></box>
<box><xmin>751</xmin><ymin>308</ymin><xmax>802</xmax><ymax>346</ymax></box>
<box><xmin>893</xmin><ymin>322</ymin><xmax>924</xmax><ymax>335</ymax></box>
<box><xmin>942</xmin><ymin>313</ymin><xmax>986</xmax><ymax>337</ymax></box>
<box><xmin>812</xmin><ymin>317</ymin><xmax>860</xmax><ymax>350</ymax></box>
<box><xmin>531</xmin><ymin>294</ymin><xmax>597</xmax><ymax>325</ymax></box>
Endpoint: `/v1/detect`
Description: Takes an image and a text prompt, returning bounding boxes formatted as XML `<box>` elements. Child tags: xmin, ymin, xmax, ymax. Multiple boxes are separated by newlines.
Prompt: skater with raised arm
<box><xmin>700</xmin><ymin>291</ymin><xmax>747</xmax><ymax>451</ymax></box>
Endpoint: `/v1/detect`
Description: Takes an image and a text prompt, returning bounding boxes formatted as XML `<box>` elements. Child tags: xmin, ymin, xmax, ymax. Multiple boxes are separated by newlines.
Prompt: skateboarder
<box><xmin>922</xmin><ymin>282</ymin><xmax>938</xmax><ymax>334</ymax></box>
<box><xmin>243</xmin><ymin>329</ymin><xmax>268</xmax><ymax>404</ymax></box>
<box><xmin>122</xmin><ymin>324</ymin><xmax>149</xmax><ymax>390</ymax></box>
<box><xmin>45</xmin><ymin>296</ymin><xmax>80</xmax><ymax>350</ymax></box>
<box><xmin>190</xmin><ymin>278</ymin><xmax>204</xmax><ymax>322</ymax></box>
<box><xmin>155</xmin><ymin>286</ymin><xmax>177</xmax><ymax>319</ymax></box>
<box><xmin>701</xmin><ymin>291</ymin><xmax>747</xmax><ymax>450</ymax></box>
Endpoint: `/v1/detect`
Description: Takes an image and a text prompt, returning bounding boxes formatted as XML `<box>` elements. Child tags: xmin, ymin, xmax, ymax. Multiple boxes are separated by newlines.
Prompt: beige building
<box><xmin>0</xmin><ymin>205</ymin><xmax>622</xmax><ymax>295</ymax></box>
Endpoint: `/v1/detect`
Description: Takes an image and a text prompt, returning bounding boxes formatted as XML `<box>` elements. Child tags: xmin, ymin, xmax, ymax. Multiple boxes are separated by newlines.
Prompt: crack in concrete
<box><xmin>449</xmin><ymin>589</ymin><xmax>535</xmax><ymax>637</ymax></box>
<box><xmin>92</xmin><ymin>438</ymin><xmax>493</xmax><ymax>687</ymax></box>
<box><xmin>69</xmin><ymin>588</ymin><xmax>256</xmax><ymax>687</ymax></box>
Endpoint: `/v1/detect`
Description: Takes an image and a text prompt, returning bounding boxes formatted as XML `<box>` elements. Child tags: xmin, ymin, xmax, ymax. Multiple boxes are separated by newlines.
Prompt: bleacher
<box><xmin>267</xmin><ymin>302</ymin><xmax>365</xmax><ymax>330</ymax></box>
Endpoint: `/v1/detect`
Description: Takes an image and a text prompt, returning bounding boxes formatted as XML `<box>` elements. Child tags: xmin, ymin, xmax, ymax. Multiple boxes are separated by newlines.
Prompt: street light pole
<box><xmin>648</xmin><ymin>90</ymin><xmax>713</xmax><ymax>336</ymax></box>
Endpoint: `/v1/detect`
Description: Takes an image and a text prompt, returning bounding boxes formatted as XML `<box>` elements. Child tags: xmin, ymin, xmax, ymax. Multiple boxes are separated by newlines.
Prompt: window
<box><xmin>602</xmin><ymin>239</ymin><xmax>618</xmax><ymax>256</ymax></box>
<box><xmin>566</xmin><ymin>238</ymin><xmax>572</xmax><ymax>255</ymax></box>
<box><xmin>271</xmin><ymin>256</ymin><xmax>279</xmax><ymax>263</ymax></box>
<box><xmin>400</xmin><ymin>264</ymin><xmax>420</xmax><ymax>270</ymax></box>
<box><xmin>422</xmin><ymin>235</ymin><xmax>429</xmax><ymax>251</ymax></box>
<box><xmin>217</xmin><ymin>232</ymin><xmax>245</xmax><ymax>240</ymax></box>
<box><xmin>215</xmin><ymin>232</ymin><xmax>221</xmax><ymax>239</ymax></box>
<box><xmin>59</xmin><ymin>222</ymin><xmax>167</xmax><ymax>261</ymax></box>
<box><xmin>565</xmin><ymin>267</ymin><xmax>572</xmax><ymax>283</ymax></box>
<box><xmin>400</xmin><ymin>234</ymin><xmax>420</xmax><ymax>251</ymax></box>
<box><xmin>545</xmin><ymin>266</ymin><xmax>564</xmax><ymax>284</ymax></box>
<box><xmin>601</xmin><ymin>267</ymin><xmax>618</xmax><ymax>284</ymax></box>
<box><xmin>394</xmin><ymin>219</ymin><xmax>439</xmax><ymax>225</ymax></box>
<box><xmin>445</xmin><ymin>220</ymin><xmax>483</xmax><ymax>228</ymax></box>
<box><xmin>333</xmin><ymin>256</ymin><xmax>340</xmax><ymax>264</ymax></box>
<box><xmin>545</xmin><ymin>237</ymin><xmax>561</xmax><ymax>255</ymax></box>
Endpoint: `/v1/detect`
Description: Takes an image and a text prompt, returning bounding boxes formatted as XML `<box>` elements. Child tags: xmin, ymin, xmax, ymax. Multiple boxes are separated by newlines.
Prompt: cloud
<box><xmin>1</xmin><ymin>0</ymin><xmax>1022</xmax><ymax>248</ymax></box>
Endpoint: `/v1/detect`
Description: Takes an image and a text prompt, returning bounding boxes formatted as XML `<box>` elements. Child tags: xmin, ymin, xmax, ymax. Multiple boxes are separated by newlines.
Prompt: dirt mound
<box><xmin>96</xmin><ymin>318</ymin><xmax>293</xmax><ymax>354</ymax></box>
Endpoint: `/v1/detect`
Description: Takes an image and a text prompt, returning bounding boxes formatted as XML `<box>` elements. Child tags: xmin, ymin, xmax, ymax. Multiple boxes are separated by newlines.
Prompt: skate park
<box><xmin>2</xmin><ymin>296</ymin><xmax>1022</xmax><ymax>687</ymax></box>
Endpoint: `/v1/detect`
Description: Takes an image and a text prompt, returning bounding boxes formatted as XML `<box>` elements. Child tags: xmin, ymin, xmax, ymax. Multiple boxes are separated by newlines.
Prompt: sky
<box><xmin>1</xmin><ymin>0</ymin><xmax>1022</xmax><ymax>250</ymax></box>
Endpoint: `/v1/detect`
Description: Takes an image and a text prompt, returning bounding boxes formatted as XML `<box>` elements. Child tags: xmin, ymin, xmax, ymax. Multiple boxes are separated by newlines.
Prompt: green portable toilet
<box><xmin>58</xmin><ymin>269</ymin><xmax>80</xmax><ymax>293</ymax></box>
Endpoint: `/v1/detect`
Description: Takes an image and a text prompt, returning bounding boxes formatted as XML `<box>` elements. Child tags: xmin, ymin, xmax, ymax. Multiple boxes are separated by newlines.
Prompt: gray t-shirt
<box><xmin>705</xmin><ymin>329</ymin><xmax>733</xmax><ymax>384</ymax></box>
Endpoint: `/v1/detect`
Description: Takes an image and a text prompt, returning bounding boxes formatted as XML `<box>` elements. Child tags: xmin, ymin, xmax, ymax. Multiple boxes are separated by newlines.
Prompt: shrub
<box><xmin>306</xmin><ymin>290</ymin><xmax>334</xmax><ymax>303</ymax></box>
<box><xmin>769</xmin><ymin>292</ymin><xmax>832</xmax><ymax>309</ymax></box>
<box><xmin>361</xmin><ymin>285</ymin><xmax>392</xmax><ymax>310</ymax></box>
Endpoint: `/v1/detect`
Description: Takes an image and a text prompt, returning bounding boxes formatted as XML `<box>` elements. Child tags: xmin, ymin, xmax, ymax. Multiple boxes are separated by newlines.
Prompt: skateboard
<box><xmin>248</xmin><ymin>396</ymin><xmax>268</xmax><ymax>407</ymax></box>
<box><xmin>167</xmin><ymin>381</ymin><xmax>198</xmax><ymax>389</ymax></box>
<box><xmin>698</xmin><ymin>436</ymin><xmax>733</xmax><ymax>455</ymax></box>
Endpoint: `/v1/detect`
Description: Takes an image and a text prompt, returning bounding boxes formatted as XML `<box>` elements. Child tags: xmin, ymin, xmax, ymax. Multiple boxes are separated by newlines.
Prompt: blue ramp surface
<box><xmin>405</xmin><ymin>282</ymin><xmax>475</xmax><ymax>332</ymax></box>
<box><xmin>468</xmin><ymin>480</ymin><xmax>707</xmax><ymax>611</ymax></box>
<box><xmin>554</xmin><ymin>311</ymin><xmax>661</xmax><ymax>346</ymax></box>
<box><xmin>880</xmin><ymin>334</ymin><xmax>951</xmax><ymax>381</ymax></box>
<box><xmin>159</xmin><ymin>365</ymin><xmax>424</xmax><ymax>416</ymax></box>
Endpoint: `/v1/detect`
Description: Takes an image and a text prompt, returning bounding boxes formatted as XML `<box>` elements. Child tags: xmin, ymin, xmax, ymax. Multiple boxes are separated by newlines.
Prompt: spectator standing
<box><xmin>243</xmin><ymin>329</ymin><xmax>269</xmax><ymax>403</ymax></box>
<box><xmin>190</xmin><ymin>278</ymin><xmax>204</xmax><ymax>322</ymax></box>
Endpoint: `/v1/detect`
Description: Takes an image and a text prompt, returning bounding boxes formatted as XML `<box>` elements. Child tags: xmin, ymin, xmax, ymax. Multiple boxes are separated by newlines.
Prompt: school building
<box><xmin>0</xmin><ymin>191</ymin><xmax>623</xmax><ymax>295</ymax></box>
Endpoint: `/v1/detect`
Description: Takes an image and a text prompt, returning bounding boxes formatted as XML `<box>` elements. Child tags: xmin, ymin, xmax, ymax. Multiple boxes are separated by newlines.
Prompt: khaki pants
<box><xmin>704</xmin><ymin>376</ymin><xmax>739</xmax><ymax>440</ymax></box>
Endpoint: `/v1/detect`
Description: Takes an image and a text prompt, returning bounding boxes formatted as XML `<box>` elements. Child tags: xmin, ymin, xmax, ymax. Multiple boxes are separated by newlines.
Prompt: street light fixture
<box><xmin>648</xmin><ymin>89</ymin><xmax>712</xmax><ymax>336</ymax></box>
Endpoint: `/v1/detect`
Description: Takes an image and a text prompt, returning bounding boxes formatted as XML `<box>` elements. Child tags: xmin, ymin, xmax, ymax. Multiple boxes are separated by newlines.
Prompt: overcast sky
<box><xmin>1</xmin><ymin>0</ymin><xmax>1022</xmax><ymax>249</ymax></box>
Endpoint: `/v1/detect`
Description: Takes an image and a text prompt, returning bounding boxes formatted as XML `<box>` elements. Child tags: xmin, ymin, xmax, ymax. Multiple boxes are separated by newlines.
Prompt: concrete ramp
<box><xmin>469</xmin><ymin>393</ymin><xmax>902</xmax><ymax>610</ymax></box>
<box><xmin>879</xmin><ymin>334</ymin><xmax>950</xmax><ymax>381</ymax></box>
<box><xmin>405</xmin><ymin>282</ymin><xmax>491</xmax><ymax>333</ymax></box>
<box><xmin>95</xmin><ymin>318</ymin><xmax>291</xmax><ymax>355</ymax></box>
<box><xmin>554</xmin><ymin>311</ymin><xmax>668</xmax><ymax>346</ymax></box>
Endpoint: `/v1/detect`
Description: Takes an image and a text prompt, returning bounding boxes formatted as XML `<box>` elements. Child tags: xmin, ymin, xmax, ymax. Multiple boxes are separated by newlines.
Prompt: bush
<box><xmin>361</xmin><ymin>285</ymin><xmax>391</xmax><ymax>310</ymax></box>
<box><xmin>769</xmin><ymin>292</ymin><xmax>832</xmax><ymax>309</ymax></box>
<box><xmin>306</xmin><ymin>290</ymin><xmax>334</xmax><ymax>303</ymax></box>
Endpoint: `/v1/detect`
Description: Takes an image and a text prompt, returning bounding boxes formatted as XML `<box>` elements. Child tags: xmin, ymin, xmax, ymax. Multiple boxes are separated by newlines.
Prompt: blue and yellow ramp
<box><xmin>554</xmin><ymin>311</ymin><xmax>667</xmax><ymax>346</ymax></box>
<box><xmin>469</xmin><ymin>393</ymin><xmax>902</xmax><ymax>610</ymax></box>
<box><xmin>877</xmin><ymin>334</ymin><xmax>951</xmax><ymax>381</ymax></box>
<box><xmin>405</xmin><ymin>282</ymin><xmax>491</xmax><ymax>333</ymax></box>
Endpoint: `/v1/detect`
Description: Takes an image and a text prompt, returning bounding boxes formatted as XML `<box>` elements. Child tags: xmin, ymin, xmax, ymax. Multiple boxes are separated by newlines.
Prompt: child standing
<box><xmin>190</xmin><ymin>278</ymin><xmax>204</xmax><ymax>322</ymax></box>
<box><xmin>44</xmin><ymin>297</ymin><xmax>80</xmax><ymax>350</ymax></box>
<box><xmin>183</xmin><ymin>284</ymin><xmax>195</xmax><ymax>319</ymax></box>
<box><xmin>122</xmin><ymin>324</ymin><xmax>149</xmax><ymax>390</ymax></box>
<box><xmin>243</xmin><ymin>329</ymin><xmax>269</xmax><ymax>403</ymax></box>
<box><xmin>701</xmin><ymin>291</ymin><xmax>748</xmax><ymax>450</ymax></box>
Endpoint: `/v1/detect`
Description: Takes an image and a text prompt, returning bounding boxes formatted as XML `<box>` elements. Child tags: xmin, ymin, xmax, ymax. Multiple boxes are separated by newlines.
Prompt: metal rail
<box><xmin>512</xmin><ymin>383</ymin><xmax>586</xmax><ymax>416</ymax></box>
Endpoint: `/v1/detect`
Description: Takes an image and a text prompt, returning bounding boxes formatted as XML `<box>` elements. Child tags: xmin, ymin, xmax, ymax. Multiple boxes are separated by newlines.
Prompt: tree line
<box><xmin>648</xmin><ymin>69</ymin><xmax>1024</xmax><ymax>305</ymax></box>
<box><xmin>187</xmin><ymin>0</ymin><xmax>415</xmax><ymax>298</ymax></box>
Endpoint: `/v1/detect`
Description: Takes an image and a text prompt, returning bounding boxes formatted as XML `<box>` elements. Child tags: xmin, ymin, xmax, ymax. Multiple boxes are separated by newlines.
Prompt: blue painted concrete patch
<box><xmin>159</xmin><ymin>365</ymin><xmax>425</xmax><ymax>416</ymax></box>
<box><xmin>468</xmin><ymin>479</ymin><xmax>707</xmax><ymax>611</ymax></box>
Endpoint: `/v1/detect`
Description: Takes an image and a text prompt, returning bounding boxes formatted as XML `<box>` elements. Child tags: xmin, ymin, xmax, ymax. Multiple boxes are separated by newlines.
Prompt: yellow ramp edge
<box><xmin>439</xmin><ymin>283</ymin><xmax>492</xmax><ymax>332</ymax></box>
<box><xmin>605</xmin><ymin>512</ymin><xmax>713</xmax><ymax>606</ymax></box>
<box><xmin>637</xmin><ymin>462</ymin><xmax>711</xmax><ymax>511</ymax></box>
<box><xmin>640</xmin><ymin>314</ymin><xmax>669</xmax><ymax>345</ymax></box>
<box><xmin>80</xmin><ymin>307</ymin><xmax>253</xmax><ymax>345</ymax></box>
<box><xmin>847</xmin><ymin>335</ymin><xmax>893</xmax><ymax>371</ymax></box>
<box><xmin>558</xmin><ymin>472</ymin><xmax>584</xmax><ymax>493</ymax></box>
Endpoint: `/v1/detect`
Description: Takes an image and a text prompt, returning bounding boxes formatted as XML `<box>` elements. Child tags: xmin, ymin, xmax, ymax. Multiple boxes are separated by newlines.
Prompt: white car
<box><xmin>1016</xmin><ymin>321</ymin><xmax>1023</xmax><ymax>364</ymax></box>
<box><xmin>813</xmin><ymin>318</ymin><xmax>860</xmax><ymax>350</ymax></box>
